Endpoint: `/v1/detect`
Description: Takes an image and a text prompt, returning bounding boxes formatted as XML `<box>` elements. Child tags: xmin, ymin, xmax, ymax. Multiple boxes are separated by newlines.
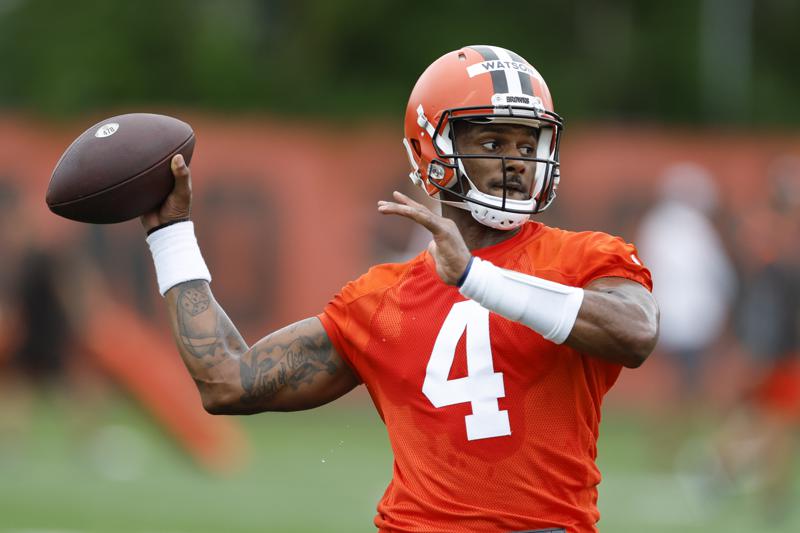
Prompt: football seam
<box><xmin>48</xmin><ymin>133</ymin><xmax>195</xmax><ymax>208</ymax></box>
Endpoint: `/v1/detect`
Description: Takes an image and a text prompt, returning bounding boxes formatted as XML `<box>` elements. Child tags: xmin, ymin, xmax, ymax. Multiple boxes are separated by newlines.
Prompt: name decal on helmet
<box><xmin>467</xmin><ymin>60</ymin><xmax>536</xmax><ymax>78</ymax></box>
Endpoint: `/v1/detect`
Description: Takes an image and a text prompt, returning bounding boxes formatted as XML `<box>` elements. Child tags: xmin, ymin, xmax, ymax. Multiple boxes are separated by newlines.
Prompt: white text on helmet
<box><xmin>467</xmin><ymin>60</ymin><xmax>536</xmax><ymax>78</ymax></box>
<box><xmin>491</xmin><ymin>94</ymin><xmax>545</xmax><ymax>112</ymax></box>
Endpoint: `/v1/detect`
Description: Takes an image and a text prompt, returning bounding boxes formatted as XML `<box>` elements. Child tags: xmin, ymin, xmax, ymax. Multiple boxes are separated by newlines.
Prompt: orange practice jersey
<box><xmin>319</xmin><ymin>221</ymin><xmax>652</xmax><ymax>533</ymax></box>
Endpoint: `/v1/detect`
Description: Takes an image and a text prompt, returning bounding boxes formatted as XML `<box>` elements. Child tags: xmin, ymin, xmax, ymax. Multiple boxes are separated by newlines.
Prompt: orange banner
<box><xmin>1</xmin><ymin>112</ymin><xmax>798</xmax><ymax>339</ymax></box>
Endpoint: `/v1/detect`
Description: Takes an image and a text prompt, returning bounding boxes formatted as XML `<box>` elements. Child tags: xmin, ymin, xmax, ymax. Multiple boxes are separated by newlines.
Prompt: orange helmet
<box><xmin>403</xmin><ymin>45</ymin><xmax>564</xmax><ymax>228</ymax></box>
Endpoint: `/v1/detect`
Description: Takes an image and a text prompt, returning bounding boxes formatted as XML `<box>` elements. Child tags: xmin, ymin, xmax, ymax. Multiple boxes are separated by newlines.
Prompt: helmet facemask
<box><xmin>420</xmin><ymin>102</ymin><xmax>563</xmax><ymax>230</ymax></box>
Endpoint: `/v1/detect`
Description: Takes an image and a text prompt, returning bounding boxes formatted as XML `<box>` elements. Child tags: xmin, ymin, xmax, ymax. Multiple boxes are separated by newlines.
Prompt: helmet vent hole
<box><xmin>458</xmin><ymin>52</ymin><xmax>467</xmax><ymax>61</ymax></box>
<box><xmin>410</xmin><ymin>139</ymin><xmax>421</xmax><ymax>157</ymax></box>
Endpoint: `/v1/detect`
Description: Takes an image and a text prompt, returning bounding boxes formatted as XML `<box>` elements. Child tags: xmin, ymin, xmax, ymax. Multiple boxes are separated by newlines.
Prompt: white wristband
<box><xmin>146</xmin><ymin>221</ymin><xmax>212</xmax><ymax>296</ymax></box>
<box><xmin>459</xmin><ymin>257</ymin><xmax>584</xmax><ymax>344</ymax></box>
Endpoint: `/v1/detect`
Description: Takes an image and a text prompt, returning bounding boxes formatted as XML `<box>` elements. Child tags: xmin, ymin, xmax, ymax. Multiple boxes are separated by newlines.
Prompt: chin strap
<box><xmin>465</xmin><ymin>188</ymin><xmax>535</xmax><ymax>230</ymax></box>
<box><xmin>457</xmin><ymin>160</ymin><xmax>535</xmax><ymax>231</ymax></box>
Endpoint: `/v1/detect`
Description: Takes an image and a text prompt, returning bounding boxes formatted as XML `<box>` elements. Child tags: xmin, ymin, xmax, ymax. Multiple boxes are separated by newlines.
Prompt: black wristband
<box><xmin>146</xmin><ymin>218</ymin><xmax>190</xmax><ymax>236</ymax></box>
<box><xmin>456</xmin><ymin>256</ymin><xmax>475</xmax><ymax>288</ymax></box>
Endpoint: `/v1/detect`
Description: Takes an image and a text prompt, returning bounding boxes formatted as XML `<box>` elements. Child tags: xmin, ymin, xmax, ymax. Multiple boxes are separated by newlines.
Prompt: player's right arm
<box><xmin>165</xmin><ymin>281</ymin><xmax>359</xmax><ymax>414</ymax></box>
<box><xmin>143</xmin><ymin>155</ymin><xmax>359</xmax><ymax>414</ymax></box>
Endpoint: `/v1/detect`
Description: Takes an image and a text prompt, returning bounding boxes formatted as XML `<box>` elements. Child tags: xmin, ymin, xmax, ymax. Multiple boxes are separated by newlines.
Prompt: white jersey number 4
<box><xmin>422</xmin><ymin>300</ymin><xmax>511</xmax><ymax>441</ymax></box>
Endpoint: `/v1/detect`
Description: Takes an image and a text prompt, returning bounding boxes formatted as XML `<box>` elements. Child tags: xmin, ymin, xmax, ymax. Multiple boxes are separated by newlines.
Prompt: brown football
<box><xmin>46</xmin><ymin>113</ymin><xmax>195</xmax><ymax>224</ymax></box>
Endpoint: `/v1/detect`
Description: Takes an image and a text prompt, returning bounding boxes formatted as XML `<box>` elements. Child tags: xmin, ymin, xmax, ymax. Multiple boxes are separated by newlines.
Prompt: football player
<box><xmin>141</xmin><ymin>45</ymin><xmax>659</xmax><ymax>532</ymax></box>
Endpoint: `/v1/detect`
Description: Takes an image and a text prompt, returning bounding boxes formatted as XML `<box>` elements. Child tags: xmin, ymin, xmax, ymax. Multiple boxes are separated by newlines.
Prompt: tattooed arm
<box><xmin>166</xmin><ymin>280</ymin><xmax>359</xmax><ymax>414</ymax></box>
<box><xmin>142</xmin><ymin>156</ymin><xmax>357</xmax><ymax>413</ymax></box>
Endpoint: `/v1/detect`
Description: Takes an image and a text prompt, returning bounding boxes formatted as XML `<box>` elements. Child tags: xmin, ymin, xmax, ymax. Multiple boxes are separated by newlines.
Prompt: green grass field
<box><xmin>1</xmin><ymin>391</ymin><xmax>798</xmax><ymax>533</ymax></box>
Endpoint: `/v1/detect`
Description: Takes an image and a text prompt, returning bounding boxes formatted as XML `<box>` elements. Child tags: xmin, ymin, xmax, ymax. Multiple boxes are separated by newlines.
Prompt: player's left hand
<box><xmin>378</xmin><ymin>191</ymin><xmax>471</xmax><ymax>286</ymax></box>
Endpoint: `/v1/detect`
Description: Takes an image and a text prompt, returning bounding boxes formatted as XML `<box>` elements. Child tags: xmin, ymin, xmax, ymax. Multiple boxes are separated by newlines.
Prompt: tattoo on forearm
<box><xmin>239</xmin><ymin>321</ymin><xmax>338</xmax><ymax>403</ymax></box>
<box><xmin>174</xmin><ymin>282</ymin><xmax>338</xmax><ymax>406</ymax></box>
<box><xmin>179</xmin><ymin>286</ymin><xmax>209</xmax><ymax>316</ymax></box>
<box><xmin>176</xmin><ymin>281</ymin><xmax>246</xmax><ymax>365</ymax></box>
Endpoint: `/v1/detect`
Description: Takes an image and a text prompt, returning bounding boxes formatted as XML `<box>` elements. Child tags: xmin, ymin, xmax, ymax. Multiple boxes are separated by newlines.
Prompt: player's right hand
<box><xmin>140</xmin><ymin>154</ymin><xmax>193</xmax><ymax>233</ymax></box>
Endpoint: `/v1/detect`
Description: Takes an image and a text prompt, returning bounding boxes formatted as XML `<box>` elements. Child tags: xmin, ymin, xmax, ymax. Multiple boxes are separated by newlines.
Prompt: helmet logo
<box><xmin>492</xmin><ymin>94</ymin><xmax>529</xmax><ymax>105</ymax></box>
<box><xmin>490</xmin><ymin>93</ymin><xmax>544</xmax><ymax>111</ymax></box>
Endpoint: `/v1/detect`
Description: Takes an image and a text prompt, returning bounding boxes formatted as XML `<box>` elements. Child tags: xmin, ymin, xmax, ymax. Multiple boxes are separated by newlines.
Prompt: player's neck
<box><xmin>442</xmin><ymin>204</ymin><xmax>523</xmax><ymax>251</ymax></box>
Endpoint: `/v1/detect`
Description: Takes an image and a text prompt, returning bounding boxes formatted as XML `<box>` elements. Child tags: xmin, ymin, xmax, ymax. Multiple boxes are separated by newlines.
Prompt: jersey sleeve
<box><xmin>317</xmin><ymin>263</ymin><xmax>406</xmax><ymax>382</ymax></box>
<box><xmin>572</xmin><ymin>232</ymin><xmax>653</xmax><ymax>291</ymax></box>
<box><xmin>563</xmin><ymin>232</ymin><xmax>652</xmax><ymax>389</ymax></box>
<box><xmin>318</xmin><ymin>286</ymin><xmax>363</xmax><ymax>383</ymax></box>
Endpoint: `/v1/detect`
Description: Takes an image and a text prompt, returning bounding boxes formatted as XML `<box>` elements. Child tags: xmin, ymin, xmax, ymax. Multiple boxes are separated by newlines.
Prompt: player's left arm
<box><xmin>565</xmin><ymin>276</ymin><xmax>658</xmax><ymax>367</ymax></box>
<box><xmin>378</xmin><ymin>191</ymin><xmax>659</xmax><ymax>368</ymax></box>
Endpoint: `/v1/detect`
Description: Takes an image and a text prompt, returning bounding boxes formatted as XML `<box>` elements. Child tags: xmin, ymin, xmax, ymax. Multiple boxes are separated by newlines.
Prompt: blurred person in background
<box><xmin>637</xmin><ymin>163</ymin><xmax>736</xmax><ymax>402</ymax></box>
<box><xmin>0</xmin><ymin>179</ymin><xmax>88</xmax><ymax>442</ymax></box>
<box><xmin>0</xmin><ymin>178</ymin><xmax>246</xmax><ymax>473</ymax></box>
<box><xmin>706</xmin><ymin>155</ymin><xmax>800</xmax><ymax>522</ymax></box>
<box><xmin>138</xmin><ymin>45</ymin><xmax>658</xmax><ymax>532</ymax></box>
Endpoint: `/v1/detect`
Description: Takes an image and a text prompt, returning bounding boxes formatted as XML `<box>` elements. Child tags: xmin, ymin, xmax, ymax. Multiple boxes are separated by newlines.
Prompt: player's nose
<box><xmin>504</xmin><ymin>157</ymin><xmax>527</xmax><ymax>175</ymax></box>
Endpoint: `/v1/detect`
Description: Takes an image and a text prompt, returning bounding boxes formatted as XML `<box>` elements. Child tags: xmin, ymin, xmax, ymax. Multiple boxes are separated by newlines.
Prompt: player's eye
<box><xmin>480</xmin><ymin>140</ymin><xmax>499</xmax><ymax>151</ymax></box>
<box><xmin>519</xmin><ymin>145</ymin><xmax>535</xmax><ymax>156</ymax></box>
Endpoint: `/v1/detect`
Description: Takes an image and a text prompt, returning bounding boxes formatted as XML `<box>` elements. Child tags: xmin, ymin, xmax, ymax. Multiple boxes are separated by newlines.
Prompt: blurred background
<box><xmin>1</xmin><ymin>0</ymin><xmax>799</xmax><ymax>531</ymax></box>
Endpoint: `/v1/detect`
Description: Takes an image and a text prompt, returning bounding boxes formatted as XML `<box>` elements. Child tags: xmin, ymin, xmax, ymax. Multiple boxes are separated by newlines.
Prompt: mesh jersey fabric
<box><xmin>318</xmin><ymin>221</ymin><xmax>652</xmax><ymax>533</ymax></box>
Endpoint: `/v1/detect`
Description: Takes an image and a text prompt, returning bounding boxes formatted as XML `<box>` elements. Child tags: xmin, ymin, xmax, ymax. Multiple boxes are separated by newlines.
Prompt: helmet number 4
<box><xmin>422</xmin><ymin>300</ymin><xmax>511</xmax><ymax>441</ymax></box>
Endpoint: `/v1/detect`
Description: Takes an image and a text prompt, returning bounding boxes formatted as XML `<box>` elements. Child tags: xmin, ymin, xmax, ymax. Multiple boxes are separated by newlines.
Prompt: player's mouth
<box><xmin>488</xmin><ymin>177</ymin><xmax>530</xmax><ymax>200</ymax></box>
